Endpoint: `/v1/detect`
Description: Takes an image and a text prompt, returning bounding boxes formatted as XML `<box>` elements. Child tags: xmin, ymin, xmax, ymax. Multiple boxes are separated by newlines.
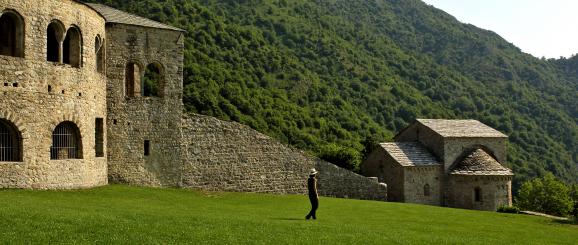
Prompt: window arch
<box><xmin>0</xmin><ymin>119</ymin><xmax>22</xmax><ymax>162</ymax></box>
<box><xmin>474</xmin><ymin>187</ymin><xmax>482</xmax><ymax>202</ymax></box>
<box><xmin>143</xmin><ymin>62</ymin><xmax>164</xmax><ymax>97</ymax></box>
<box><xmin>47</xmin><ymin>20</ymin><xmax>64</xmax><ymax>62</ymax></box>
<box><xmin>50</xmin><ymin>121</ymin><xmax>82</xmax><ymax>160</ymax></box>
<box><xmin>95</xmin><ymin>35</ymin><xmax>104</xmax><ymax>73</ymax></box>
<box><xmin>125</xmin><ymin>62</ymin><xmax>142</xmax><ymax>98</ymax></box>
<box><xmin>63</xmin><ymin>26</ymin><xmax>82</xmax><ymax>67</ymax></box>
<box><xmin>0</xmin><ymin>9</ymin><xmax>25</xmax><ymax>58</ymax></box>
<box><xmin>423</xmin><ymin>184</ymin><xmax>430</xmax><ymax>197</ymax></box>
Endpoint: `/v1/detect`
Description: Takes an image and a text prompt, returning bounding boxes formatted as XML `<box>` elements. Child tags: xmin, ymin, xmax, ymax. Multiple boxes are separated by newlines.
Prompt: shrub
<box><xmin>497</xmin><ymin>205</ymin><xmax>520</xmax><ymax>214</ymax></box>
<box><xmin>516</xmin><ymin>173</ymin><xmax>573</xmax><ymax>216</ymax></box>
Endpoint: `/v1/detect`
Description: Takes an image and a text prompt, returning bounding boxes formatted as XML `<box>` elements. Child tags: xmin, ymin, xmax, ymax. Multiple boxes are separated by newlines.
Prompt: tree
<box><xmin>570</xmin><ymin>184</ymin><xmax>578</xmax><ymax>219</ymax></box>
<box><xmin>516</xmin><ymin>173</ymin><xmax>573</xmax><ymax>216</ymax></box>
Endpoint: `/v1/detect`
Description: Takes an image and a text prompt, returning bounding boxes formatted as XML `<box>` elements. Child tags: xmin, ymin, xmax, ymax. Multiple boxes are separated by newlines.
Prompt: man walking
<box><xmin>306</xmin><ymin>168</ymin><xmax>319</xmax><ymax>220</ymax></box>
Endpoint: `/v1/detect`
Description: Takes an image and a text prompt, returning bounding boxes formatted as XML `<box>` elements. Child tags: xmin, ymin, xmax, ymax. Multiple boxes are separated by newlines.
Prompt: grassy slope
<box><xmin>0</xmin><ymin>185</ymin><xmax>576</xmax><ymax>244</ymax></box>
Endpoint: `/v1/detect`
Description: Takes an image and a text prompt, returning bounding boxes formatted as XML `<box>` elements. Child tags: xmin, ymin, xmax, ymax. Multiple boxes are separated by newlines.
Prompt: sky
<box><xmin>421</xmin><ymin>0</ymin><xmax>578</xmax><ymax>58</ymax></box>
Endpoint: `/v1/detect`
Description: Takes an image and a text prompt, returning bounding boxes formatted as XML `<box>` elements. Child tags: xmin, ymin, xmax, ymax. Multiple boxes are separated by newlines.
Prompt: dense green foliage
<box><xmin>516</xmin><ymin>173</ymin><xmax>574</xmax><ymax>216</ymax></box>
<box><xmin>86</xmin><ymin>0</ymin><xmax>577</xmax><ymax>188</ymax></box>
<box><xmin>1</xmin><ymin>185</ymin><xmax>578</xmax><ymax>243</ymax></box>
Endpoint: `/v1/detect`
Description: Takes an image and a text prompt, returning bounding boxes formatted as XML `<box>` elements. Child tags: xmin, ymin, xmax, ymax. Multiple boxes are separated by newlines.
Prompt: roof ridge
<box><xmin>83</xmin><ymin>3</ymin><xmax>185</xmax><ymax>32</ymax></box>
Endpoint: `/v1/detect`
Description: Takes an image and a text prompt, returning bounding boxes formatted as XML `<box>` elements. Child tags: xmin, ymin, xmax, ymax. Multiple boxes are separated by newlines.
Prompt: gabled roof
<box><xmin>451</xmin><ymin>148</ymin><xmax>513</xmax><ymax>176</ymax></box>
<box><xmin>380</xmin><ymin>142</ymin><xmax>440</xmax><ymax>167</ymax></box>
<box><xmin>415</xmin><ymin>119</ymin><xmax>507</xmax><ymax>138</ymax></box>
<box><xmin>83</xmin><ymin>3</ymin><xmax>185</xmax><ymax>32</ymax></box>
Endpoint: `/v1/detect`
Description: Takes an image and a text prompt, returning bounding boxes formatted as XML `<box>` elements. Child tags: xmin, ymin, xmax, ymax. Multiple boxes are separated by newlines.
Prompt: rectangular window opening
<box><xmin>144</xmin><ymin>140</ymin><xmax>150</xmax><ymax>156</ymax></box>
<box><xmin>95</xmin><ymin>118</ymin><xmax>104</xmax><ymax>157</ymax></box>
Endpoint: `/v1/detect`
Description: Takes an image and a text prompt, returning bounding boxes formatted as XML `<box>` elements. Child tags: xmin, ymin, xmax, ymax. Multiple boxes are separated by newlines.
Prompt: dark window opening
<box><xmin>125</xmin><ymin>62</ymin><xmax>141</xmax><ymax>98</ymax></box>
<box><xmin>424</xmin><ymin>184</ymin><xmax>430</xmax><ymax>197</ymax></box>
<box><xmin>474</xmin><ymin>187</ymin><xmax>482</xmax><ymax>202</ymax></box>
<box><xmin>0</xmin><ymin>10</ymin><xmax>24</xmax><ymax>58</ymax></box>
<box><xmin>95</xmin><ymin>36</ymin><xmax>104</xmax><ymax>73</ymax></box>
<box><xmin>50</xmin><ymin>121</ymin><xmax>82</xmax><ymax>160</ymax></box>
<box><xmin>0</xmin><ymin>119</ymin><xmax>22</xmax><ymax>162</ymax></box>
<box><xmin>143</xmin><ymin>63</ymin><xmax>163</xmax><ymax>97</ymax></box>
<box><xmin>63</xmin><ymin>27</ymin><xmax>81</xmax><ymax>67</ymax></box>
<box><xmin>112</xmin><ymin>119</ymin><xmax>117</xmax><ymax>125</ymax></box>
<box><xmin>48</xmin><ymin>85</ymin><xmax>52</xmax><ymax>92</ymax></box>
<box><xmin>46</xmin><ymin>21</ymin><xmax>62</xmax><ymax>62</ymax></box>
<box><xmin>144</xmin><ymin>140</ymin><xmax>150</xmax><ymax>156</ymax></box>
<box><xmin>95</xmin><ymin>118</ymin><xmax>104</xmax><ymax>157</ymax></box>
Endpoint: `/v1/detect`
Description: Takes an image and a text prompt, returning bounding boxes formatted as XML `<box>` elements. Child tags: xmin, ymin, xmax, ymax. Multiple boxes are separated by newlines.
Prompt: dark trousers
<box><xmin>306</xmin><ymin>196</ymin><xmax>318</xmax><ymax>219</ymax></box>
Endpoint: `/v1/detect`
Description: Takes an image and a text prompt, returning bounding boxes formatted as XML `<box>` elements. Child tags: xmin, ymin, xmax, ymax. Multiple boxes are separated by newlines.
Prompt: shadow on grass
<box><xmin>273</xmin><ymin>217</ymin><xmax>306</xmax><ymax>221</ymax></box>
<box><xmin>553</xmin><ymin>219</ymin><xmax>578</xmax><ymax>226</ymax></box>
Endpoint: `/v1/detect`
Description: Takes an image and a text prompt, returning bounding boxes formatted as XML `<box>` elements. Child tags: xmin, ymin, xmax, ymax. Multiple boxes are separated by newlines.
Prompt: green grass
<box><xmin>0</xmin><ymin>185</ymin><xmax>576</xmax><ymax>244</ymax></box>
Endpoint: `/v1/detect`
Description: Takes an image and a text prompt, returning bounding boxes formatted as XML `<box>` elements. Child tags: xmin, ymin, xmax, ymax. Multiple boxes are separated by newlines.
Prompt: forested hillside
<box><xmin>86</xmin><ymin>0</ymin><xmax>578</xmax><ymax>189</ymax></box>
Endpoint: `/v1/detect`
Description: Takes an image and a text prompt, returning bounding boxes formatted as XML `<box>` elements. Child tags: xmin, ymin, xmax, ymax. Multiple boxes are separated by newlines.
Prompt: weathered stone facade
<box><xmin>0</xmin><ymin>0</ymin><xmax>107</xmax><ymax>189</ymax></box>
<box><xmin>362</xmin><ymin>119</ymin><xmax>513</xmax><ymax>211</ymax></box>
<box><xmin>0</xmin><ymin>0</ymin><xmax>386</xmax><ymax>202</ymax></box>
<box><xmin>181</xmin><ymin>113</ymin><xmax>387</xmax><ymax>200</ymax></box>
<box><xmin>104</xmin><ymin>21</ymin><xmax>184</xmax><ymax>187</ymax></box>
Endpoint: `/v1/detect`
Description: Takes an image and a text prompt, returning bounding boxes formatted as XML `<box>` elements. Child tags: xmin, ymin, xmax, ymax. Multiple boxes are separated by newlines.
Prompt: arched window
<box><xmin>95</xmin><ymin>35</ymin><xmax>104</xmax><ymax>73</ymax></box>
<box><xmin>143</xmin><ymin>63</ymin><xmax>163</xmax><ymax>97</ymax></box>
<box><xmin>0</xmin><ymin>119</ymin><xmax>22</xmax><ymax>162</ymax></box>
<box><xmin>474</xmin><ymin>187</ymin><xmax>482</xmax><ymax>202</ymax></box>
<box><xmin>47</xmin><ymin>20</ymin><xmax>64</xmax><ymax>62</ymax></box>
<box><xmin>0</xmin><ymin>10</ymin><xmax>24</xmax><ymax>58</ymax></box>
<box><xmin>50</xmin><ymin>121</ymin><xmax>82</xmax><ymax>160</ymax></box>
<box><xmin>125</xmin><ymin>62</ymin><xmax>141</xmax><ymax>98</ymax></box>
<box><xmin>63</xmin><ymin>26</ymin><xmax>82</xmax><ymax>67</ymax></box>
<box><xmin>423</xmin><ymin>184</ymin><xmax>430</xmax><ymax>197</ymax></box>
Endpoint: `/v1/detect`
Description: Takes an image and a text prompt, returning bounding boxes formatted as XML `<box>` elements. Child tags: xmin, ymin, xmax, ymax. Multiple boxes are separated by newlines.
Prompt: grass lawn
<box><xmin>0</xmin><ymin>185</ymin><xmax>576</xmax><ymax>244</ymax></box>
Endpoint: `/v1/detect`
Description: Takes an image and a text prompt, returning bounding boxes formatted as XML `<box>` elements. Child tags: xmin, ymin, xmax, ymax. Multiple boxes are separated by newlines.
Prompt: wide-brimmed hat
<box><xmin>309</xmin><ymin>168</ymin><xmax>318</xmax><ymax>176</ymax></box>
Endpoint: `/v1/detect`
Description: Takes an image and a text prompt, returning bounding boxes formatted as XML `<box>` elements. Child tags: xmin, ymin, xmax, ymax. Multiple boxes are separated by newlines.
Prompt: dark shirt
<box><xmin>307</xmin><ymin>176</ymin><xmax>318</xmax><ymax>199</ymax></box>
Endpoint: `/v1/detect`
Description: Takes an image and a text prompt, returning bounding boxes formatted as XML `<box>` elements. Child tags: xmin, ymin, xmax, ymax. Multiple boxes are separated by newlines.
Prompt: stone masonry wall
<box><xmin>447</xmin><ymin>175</ymin><xmax>512</xmax><ymax>211</ymax></box>
<box><xmin>181</xmin><ymin>113</ymin><xmax>386</xmax><ymax>200</ymax></box>
<box><xmin>403</xmin><ymin>166</ymin><xmax>442</xmax><ymax>206</ymax></box>
<box><xmin>105</xmin><ymin>23</ymin><xmax>184</xmax><ymax>187</ymax></box>
<box><xmin>360</xmin><ymin>147</ymin><xmax>403</xmax><ymax>202</ymax></box>
<box><xmin>0</xmin><ymin>0</ymin><xmax>108</xmax><ymax>189</ymax></box>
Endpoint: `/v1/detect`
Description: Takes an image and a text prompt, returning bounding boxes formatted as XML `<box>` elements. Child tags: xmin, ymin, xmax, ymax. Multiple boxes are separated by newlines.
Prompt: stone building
<box><xmin>0</xmin><ymin>0</ymin><xmax>386</xmax><ymax>201</ymax></box>
<box><xmin>361</xmin><ymin>119</ymin><xmax>513</xmax><ymax>211</ymax></box>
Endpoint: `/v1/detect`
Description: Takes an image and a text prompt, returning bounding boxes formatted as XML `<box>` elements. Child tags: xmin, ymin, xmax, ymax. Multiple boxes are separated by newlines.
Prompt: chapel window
<box><xmin>474</xmin><ymin>187</ymin><xmax>482</xmax><ymax>202</ymax></box>
<box><xmin>95</xmin><ymin>35</ymin><xmax>104</xmax><ymax>73</ymax></box>
<box><xmin>0</xmin><ymin>10</ymin><xmax>25</xmax><ymax>58</ymax></box>
<box><xmin>0</xmin><ymin>119</ymin><xmax>22</xmax><ymax>162</ymax></box>
<box><xmin>50</xmin><ymin>121</ymin><xmax>82</xmax><ymax>160</ymax></box>
<box><xmin>47</xmin><ymin>21</ymin><xmax>64</xmax><ymax>62</ymax></box>
<box><xmin>424</xmin><ymin>184</ymin><xmax>430</xmax><ymax>197</ymax></box>
<box><xmin>143</xmin><ymin>63</ymin><xmax>163</xmax><ymax>97</ymax></box>
<box><xmin>125</xmin><ymin>62</ymin><xmax>141</xmax><ymax>98</ymax></box>
<box><xmin>63</xmin><ymin>26</ymin><xmax>82</xmax><ymax>68</ymax></box>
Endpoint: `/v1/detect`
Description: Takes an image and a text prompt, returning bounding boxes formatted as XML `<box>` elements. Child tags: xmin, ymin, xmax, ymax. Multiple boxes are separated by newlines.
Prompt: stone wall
<box><xmin>443</xmin><ymin>138</ymin><xmax>507</xmax><ymax>170</ymax></box>
<box><xmin>181</xmin><ymin>113</ymin><xmax>386</xmax><ymax>200</ymax></box>
<box><xmin>0</xmin><ymin>0</ymin><xmax>108</xmax><ymax>189</ymax></box>
<box><xmin>447</xmin><ymin>175</ymin><xmax>512</xmax><ymax>211</ymax></box>
<box><xmin>360</xmin><ymin>147</ymin><xmax>403</xmax><ymax>201</ymax></box>
<box><xmin>104</xmin><ymin>23</ymin><xmax>184</xmax><ymax>187</ymax></box>
<box><xmin>403</xmin><ymin>166</ymin><xmax>442</xmax><ymax>206</ymax></box>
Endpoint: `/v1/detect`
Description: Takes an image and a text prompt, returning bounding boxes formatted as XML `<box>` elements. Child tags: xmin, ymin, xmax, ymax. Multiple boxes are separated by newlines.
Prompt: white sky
<box><xmin>421</xmin><ymin>0</ymin><xmax>578</xmax><ymax>58</ymax></box>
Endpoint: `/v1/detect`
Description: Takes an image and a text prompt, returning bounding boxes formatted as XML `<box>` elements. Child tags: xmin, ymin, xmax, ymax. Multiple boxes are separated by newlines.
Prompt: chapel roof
<box><xmin>83</xmin><ymin>3</ymin><xmax>185</xmax><ymax>32</ymax></box>
<box><xmin>415</xmin><ymin>119</ymin><xmax>507</xmax><ymax>138</ymax></box>
<box><xmin>450</xmin><ymin>148</ymin><xmax>513</xmax><ymax>176</ymax></box>
<box><xmin>380</xmin><ymin>142</ymin><xmax>440</xmax><ymax>167</ymax></box>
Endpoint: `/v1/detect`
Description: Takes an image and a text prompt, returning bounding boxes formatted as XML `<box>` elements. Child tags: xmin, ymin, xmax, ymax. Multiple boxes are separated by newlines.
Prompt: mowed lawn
<box><xmin>0</xmin><ymin>185</ymin><xmax>576</xmax><ymax>244</ymax></box>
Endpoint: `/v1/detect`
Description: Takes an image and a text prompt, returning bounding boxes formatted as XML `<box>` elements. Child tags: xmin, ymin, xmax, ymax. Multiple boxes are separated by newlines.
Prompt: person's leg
<box><xmin>306</xmin><ymin>197</ymin><xmax>314</xmax><ymax>219</ymax></box>
<box><xmin>311</xmin><ymin>198</ymin><xmax>319</xmax><ymax>219</ymax></box>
